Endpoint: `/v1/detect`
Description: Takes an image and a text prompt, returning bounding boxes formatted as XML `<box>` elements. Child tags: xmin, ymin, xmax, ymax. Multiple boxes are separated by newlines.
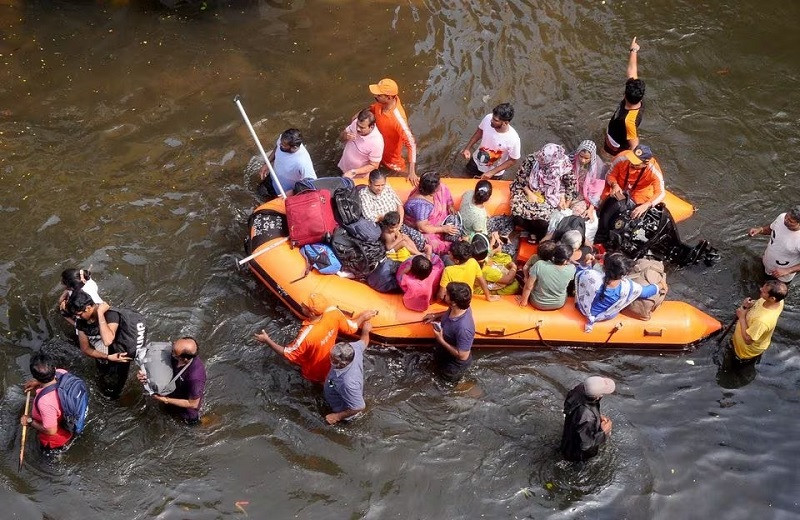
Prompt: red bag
<box><xmin>285</xmin><ymin>189</ymin><xmax>337</xmax><ymax>247</ymax></box>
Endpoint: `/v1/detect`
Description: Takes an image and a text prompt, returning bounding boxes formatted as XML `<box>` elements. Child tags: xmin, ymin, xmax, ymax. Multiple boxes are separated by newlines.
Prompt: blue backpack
<box><xmin>34</xmin><ymin>372</ymin><xmax>90</xmax><ymax>435</ymax></box>
<box><xmin>299</xmin><ymin>243</ymin><xmax>342</xmax><ymax>276</ymax></box>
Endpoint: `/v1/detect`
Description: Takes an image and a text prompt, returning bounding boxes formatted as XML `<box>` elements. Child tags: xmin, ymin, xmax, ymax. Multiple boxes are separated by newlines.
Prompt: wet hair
<box><xmin>446</xmin><ymin>281</ymin><xmax>472</xmax><ymax>310</ymax></box>
<box><xmin>409</xmin><ymin>255</ymin><xmax>433</xmax><ymax>280</ymax></box>
<box><xmin>472</xmin><ymin>180</ymin><xmax>493</xmax><ymax>205</ymax></box>
<box><xmin>380</xmin><ymin>211</ymin><xmax>401</xmax><ymax>230</ymax></box>
<box><xmin>624</xmin><ymin>78</ymin><xmax>646</xmax><ymax>104</ymax></box>
<box><xmin>450</xmin><ymin>240</ymin><xmax>473</xmax><ymax>263</ymax></box>
<box><xmin>280</xmin><ymin>128</ymin><xmax>303</xmax><ymax>148</ymax></box>
<box><xmin>560</xmin><ymin>230</ymin><xmax>583</xmax><ymax>251</ymax></box>
<box><xmin>417</xmin><ymin>172</ymin><xmax>441</xmax><ymax>196</ymax></box>
<box><xmin>764</xmin><ymin>280</ymin><xmax>788</xmax><ymax>302</ymax></box>
<box><xmin>492</xmin><ymin>102</ymin><xmax>514</xmax><ymax>122</ymax></box>
<box><xmin>471</xmin><ymin>234</ymin><xmax>490</xmax><ymax>262</ymax></box>
<box><xmin>67</xmin><ymin>289</ymin><xmax>96</xmax><ymax>316</ymax></box>
<box><xmin>787</xmin><ymin>205</ymin><xmax>800</xmax><ymax>222</ymax></box>
<box><xmin>176</xmin><ymin>336</ymin><xmax>199</xmax><ymax>360</ymax></box>
<box><xmin>61</xmin><ymin>268</ymin><xmax>90</xmax><ymax>291</ymax></box>
<box><xmin>30</xmin><ymin>351</ymin><xmax>56</xmax><ymax>383</ymax></box>
<box><xmin>330</xmin><ymin>341</ymin><xmax>355</xmax><ymax>367</ymax></box>
<box><xmin>368</xmin><ymin>169</ymin><xmax>386</xmax><ymax>184</ymax></box>
<box><xmin>357</xmin><ymin>108</ymin><xmax>376</xmax><ymax>126</ymax></box>
<box><xmin>537</xmin><ymin>240</ymin><xmax>557</xmax><ymax>262</ymax></box>
<box><xmin>552</xmin><ymin>244</ymin><xmax>573</xmax><ymax>265</ymax></box>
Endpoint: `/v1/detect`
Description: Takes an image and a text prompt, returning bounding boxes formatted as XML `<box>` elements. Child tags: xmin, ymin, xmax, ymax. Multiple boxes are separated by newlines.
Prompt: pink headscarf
<box><xmin>527</xmin><ymin>143</ymin><xmax>573</xmax><ymax>207</ymax></box>
<box><xmin>572</xmin><ymin>140</ymin><xmax>607</xmax><ymax>207</ymax></box>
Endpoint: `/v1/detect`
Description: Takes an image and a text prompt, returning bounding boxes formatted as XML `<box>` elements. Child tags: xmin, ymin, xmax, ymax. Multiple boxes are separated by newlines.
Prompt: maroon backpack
<box><xmin>285</xmin><ymin>188</ymin><xmax>337</xmax><ymax>247</ymax></box>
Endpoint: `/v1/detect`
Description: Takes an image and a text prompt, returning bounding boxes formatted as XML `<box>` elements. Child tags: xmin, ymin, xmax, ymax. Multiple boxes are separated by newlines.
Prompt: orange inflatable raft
<box><xmin>245</xmin><ymin>178</ymin><xmax>719</xmax><ymax>351</ymax></box>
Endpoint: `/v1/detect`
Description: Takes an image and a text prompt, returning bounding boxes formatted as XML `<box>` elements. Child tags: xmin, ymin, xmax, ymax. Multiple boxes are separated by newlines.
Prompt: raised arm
<box><xmin>627</xmin><ymin>37</ymin><xmax>640</xmax><ymax>79</ymax></box>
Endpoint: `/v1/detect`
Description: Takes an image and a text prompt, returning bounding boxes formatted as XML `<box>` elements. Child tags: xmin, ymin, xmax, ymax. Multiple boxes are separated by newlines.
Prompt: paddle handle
<box><xmin>716</xmin><ymin>316</ymin><xmax>738</xmax><ymax>346</ymax></box>
<box><xmin>233</xmin><ymin>95</ymin><xmax>287</xmax><ymax>200</ymax></box>
<box><xmin>19</xmin><ymin>390</ymin><xmax>31</xmax><ymax>471</ymax></box>
<box><xmin>239</xmin><ymin>237</ymin><xmax>289</xmax><ymax>266</ymax></box>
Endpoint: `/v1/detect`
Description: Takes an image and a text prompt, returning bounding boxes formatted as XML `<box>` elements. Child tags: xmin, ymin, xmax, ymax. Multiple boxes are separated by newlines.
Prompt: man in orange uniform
<box><xmin>368</xmin><ymin>78</ymin><xmax>418</xmax><ymax>186</ymax></box>
<box><xmin>253</xmin><ymin>294</ymin><xmax>377</xmax><ymax>384</ymax></box>
<box><xmin>596</xmin><ymin>144</ymin><xmax>665</xmax><ymax>244</ymax></box>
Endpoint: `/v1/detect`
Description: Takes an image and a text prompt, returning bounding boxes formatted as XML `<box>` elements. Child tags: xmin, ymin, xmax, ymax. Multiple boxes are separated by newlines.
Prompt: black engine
<box><xmin>606</xmin><ymin>203</ymin><xmax>719</xmax><ymax>267</ymax></box>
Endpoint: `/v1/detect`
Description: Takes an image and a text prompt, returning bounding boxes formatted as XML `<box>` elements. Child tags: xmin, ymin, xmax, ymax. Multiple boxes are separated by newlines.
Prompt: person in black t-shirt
<box><xmin>604</xmin><ymin>37</ymin><xmax>646</xmax><ymax>156</ymax></box>
<box><xmin>68</xmin><ymin>290</ymin><xmax>132</xmax><ymax>398</ymax></box>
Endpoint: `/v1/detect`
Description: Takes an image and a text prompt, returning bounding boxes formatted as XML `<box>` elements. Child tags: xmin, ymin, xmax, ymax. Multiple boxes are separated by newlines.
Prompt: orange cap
<box><xmin>306</xmin><ymin>293</ymin><xmax>331</xmax><ymax>315</ymax></box>
<box><xmin>369</xmin><ymin>78</ymin><xmax>399</xmax><ymax>96</ymax></box>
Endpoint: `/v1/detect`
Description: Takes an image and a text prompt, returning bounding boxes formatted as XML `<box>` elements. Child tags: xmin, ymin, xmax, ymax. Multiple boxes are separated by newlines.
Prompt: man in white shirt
<box><xmin>258</xmin><ymin>128</ymin><xmax>317</xmax><ymax>198</ymax></box>
<box><xmin>748</xmin><ymin>206</ymin><xmax>800</xmax><ymax>283</ymax></box>
<box><xmin>461</xmin><ymin>103</ymin><xmax>522</xmax><ymax>180</ymax></box>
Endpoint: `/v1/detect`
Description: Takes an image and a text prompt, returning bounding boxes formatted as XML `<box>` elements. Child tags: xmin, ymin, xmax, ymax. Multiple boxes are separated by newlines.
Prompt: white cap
<box><xmin>585</xmin><ymin>376</ymin><xmax>616</xmax><ymax>398</ymax></box>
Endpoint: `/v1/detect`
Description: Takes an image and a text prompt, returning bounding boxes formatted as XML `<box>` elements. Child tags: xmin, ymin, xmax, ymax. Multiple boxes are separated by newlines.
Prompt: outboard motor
<box><xmin>606</xmin><ymin>204</ymin><xmax>719</xmax><ymax>266</ymax></box>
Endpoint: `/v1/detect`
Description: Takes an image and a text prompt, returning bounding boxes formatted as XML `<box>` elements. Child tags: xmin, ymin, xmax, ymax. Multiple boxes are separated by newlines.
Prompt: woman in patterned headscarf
<box><xmin>510</xmin><ymin>143</ymin><xmax>578</xmax><ymax>241</ymax></box>
<box><xmin>571</xmin><ymin>140</ymin><xmax>608</xmax><ymax>210</ymax></box>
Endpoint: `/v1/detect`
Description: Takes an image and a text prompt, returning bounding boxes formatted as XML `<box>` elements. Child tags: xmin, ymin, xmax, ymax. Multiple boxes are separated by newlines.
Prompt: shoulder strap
<box><xmin>33</xmin><ymin>383</ymin><xmax>59</xmax><ymax>414</ymax></box>
<box><xmin>166</xmin><ymin>358</ymin><xmax>193</xmax><ymax>389</ymax></box>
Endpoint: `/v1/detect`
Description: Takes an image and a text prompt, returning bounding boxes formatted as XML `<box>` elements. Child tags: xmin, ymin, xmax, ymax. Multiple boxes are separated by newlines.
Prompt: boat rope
<box><xmin>372</xmin><ymin>319</ymin><xmax>427</xmax><ymax>330</ymax></box>
<box><xmin>603</xmin><ymin>322</ymin><xmax>624</xmax><ymax>345</ymax></box>
<box><xmin>475</xmin><ymin>320</ymin><xmax>554</xmax><ymax>347</ymax></box>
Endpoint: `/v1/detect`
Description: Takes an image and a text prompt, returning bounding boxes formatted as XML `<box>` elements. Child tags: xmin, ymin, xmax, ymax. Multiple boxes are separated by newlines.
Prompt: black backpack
<box><xmin>343</xmin><ymin>218</ymin><xmax>382</xmax><ymax>242</ymax></box>
<box><xmin>332</xmin><ymin>186</ymin><xmax>363</xmax><ymax>226</ymax></box>
<box><xmin>110</xmin><ymin>308</ymin><xmax>147</xmax><ymax>358</ymax></box>
<box><xmin>329</xmin><ymin>227</ymin><xmax>386</xmax><ymax>280</ymax></box>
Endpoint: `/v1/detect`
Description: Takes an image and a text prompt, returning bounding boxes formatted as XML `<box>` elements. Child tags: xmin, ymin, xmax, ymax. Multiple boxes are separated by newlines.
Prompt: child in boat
<box><xmin>396</xmin><ymin>254</ymin><xmax>445</xmax><ymax>311</ymax></box>
<box><xmin>380</xmin><ymin>211</ymin><xmax>430</xmax><ymax>262</ymax></box>
<box><xmin>438</xmin><ymin>240</ymin><xmax>500</xmax><ymax>302</ymax></box>
<box><xmin>58</xmin><ymin>268</ymin><xmax>103</xmax><ymax>326</ymax></box>
<box><xmin>471</xmin><ymin>234</ymin><xmax>520</xmax><ymax>296</ymax></box>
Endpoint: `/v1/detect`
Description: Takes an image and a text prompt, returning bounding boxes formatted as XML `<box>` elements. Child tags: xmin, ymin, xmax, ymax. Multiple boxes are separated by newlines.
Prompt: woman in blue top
<box><xmin>575</xmin><ymin>253</ymin><xmax>666</xmax><ymax>331</ymax></box>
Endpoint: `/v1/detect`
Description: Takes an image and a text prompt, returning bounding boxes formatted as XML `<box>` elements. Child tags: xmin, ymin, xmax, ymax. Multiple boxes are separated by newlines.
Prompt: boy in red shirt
<box><xmin>21</xmin><ymin>352</ymin><xmax>73</xmax><ymax>449</ymax></box>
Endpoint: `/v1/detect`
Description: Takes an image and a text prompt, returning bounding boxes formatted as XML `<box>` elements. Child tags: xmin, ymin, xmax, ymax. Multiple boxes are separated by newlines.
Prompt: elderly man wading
<box><xmin>560</xmin><ymin>376</ymin><xmax>616</xmax><ymax>462</ymax></box>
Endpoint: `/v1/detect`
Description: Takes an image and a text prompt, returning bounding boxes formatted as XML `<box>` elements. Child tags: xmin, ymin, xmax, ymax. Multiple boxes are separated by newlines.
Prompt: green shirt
<box><xmin>529</xmin><ymin>260</ymin><xmax>576</xmax><ymax>310</ymax></box>
<box><xmin>458</xmin><ymin>190</ymin><xmax>488</xmax><ymax>237</ymax></box>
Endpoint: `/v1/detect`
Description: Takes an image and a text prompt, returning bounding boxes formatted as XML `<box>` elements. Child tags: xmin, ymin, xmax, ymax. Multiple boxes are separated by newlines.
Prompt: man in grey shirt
<box><xmin>323</xmin><ymin>322</ymin><xmax>372</xmax><ymax>425</ymax></box>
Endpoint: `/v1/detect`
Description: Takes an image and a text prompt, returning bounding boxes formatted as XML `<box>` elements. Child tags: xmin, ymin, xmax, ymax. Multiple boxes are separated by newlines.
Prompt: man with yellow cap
<box><xmin>253</xmin><ymin>293</ymin><xmax>377</xmax><ymax>384</ymax></box>
<box><xmin>369</xmin><ymin>78</ymin><xmax>418</xmax><ymax>186</ymax></box>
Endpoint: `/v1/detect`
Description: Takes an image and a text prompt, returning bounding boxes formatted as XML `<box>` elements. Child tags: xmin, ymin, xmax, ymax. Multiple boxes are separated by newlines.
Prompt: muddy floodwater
<box><xmin>1</xmin><ymin>1</ymin><xmax>799</xmax><ymax>518</ymax></box>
